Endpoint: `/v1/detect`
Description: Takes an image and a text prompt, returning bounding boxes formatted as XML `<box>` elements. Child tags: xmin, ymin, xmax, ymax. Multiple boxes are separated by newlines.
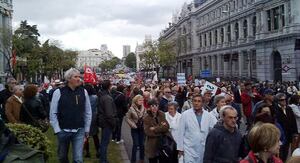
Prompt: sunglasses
<box><xmin>279</xmin><ymin>99</ymin><xmax>286</xmax><ymax>101</ymax></box>
<box><xmin>165</xmin><ymin>92</ymin><xmax>172</xmax><ymax>94</ymax></box>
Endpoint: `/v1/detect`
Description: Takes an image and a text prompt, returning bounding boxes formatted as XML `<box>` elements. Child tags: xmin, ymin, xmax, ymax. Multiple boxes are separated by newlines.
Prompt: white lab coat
<box><xmin>210</xmin><ymin>107</ymin><xmax>220</xmax><ymax>120</ymax></box>
<box><xmin>177</xmin><ymin>108</ymin><xmax>217</xmax><ymax>163</ymax></box>
<box><xmin>165</xmin><ymin>112</ymin><xmax>181</xmax><ymax>145</ymax></box>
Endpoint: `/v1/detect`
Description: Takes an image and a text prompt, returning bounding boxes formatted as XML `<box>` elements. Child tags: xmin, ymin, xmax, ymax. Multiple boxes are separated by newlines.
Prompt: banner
<box><xmin>84</xmin><ymin>65</ymin><xmax>97</xmax><ymax>85</ymax></box>
<box><xmin>201</xmin><ymin>81</ymin><xmax>218</xmax><ymax>96</ymax></box>
<box><xmin>177</xmin><ymin>73</ymin><xmax>186</xmax><ymax>86</ymax></box>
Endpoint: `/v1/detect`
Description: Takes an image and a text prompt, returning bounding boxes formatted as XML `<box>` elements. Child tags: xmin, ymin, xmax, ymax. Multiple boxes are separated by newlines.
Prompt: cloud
<box><xmin>12</xmin><ymin>0</ymin><xmax>189</xmax><ymax>57</ymax></box>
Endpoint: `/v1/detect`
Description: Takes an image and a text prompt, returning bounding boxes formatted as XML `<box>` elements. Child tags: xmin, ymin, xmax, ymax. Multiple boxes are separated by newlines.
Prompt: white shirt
<box><xmin>165</xmin><ymin>112</ymin><xmax>181</xmax><ymax>144</ymax></box>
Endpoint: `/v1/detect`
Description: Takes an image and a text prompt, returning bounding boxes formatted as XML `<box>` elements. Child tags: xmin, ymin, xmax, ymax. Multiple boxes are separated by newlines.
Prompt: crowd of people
<box><xmin>1</xmin><ymin>68</ymin><xmax>300</xmax><ymax>163</ymax></box>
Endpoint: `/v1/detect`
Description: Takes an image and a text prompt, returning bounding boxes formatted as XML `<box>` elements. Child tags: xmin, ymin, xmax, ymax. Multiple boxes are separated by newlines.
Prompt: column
<box><xmin>238</xmin><ymin>52</ymin><xmax>244</xmax><ymax>76</ymax></box>
<box><xmin>224</xmin><ymin>55</ymin><xmax>228</xmax><ymax>76</ymax></box>
<box><xmin>201</xmin><ymin>56</ymin><xmax>205</xmax><ymax>70</ymax></box>
<box><xmin>217</xmin><ymin>54</ymin><xmax>222</xmax><ymax>76</ymax></box>
<box><xmin>224</xmin><ymin>25</ymin><xmax>228</xmax><ymax>45</ymax></box>
<box><xmin>248</xmin><ymin>17</ymin><xmax>253</xmax><ymax>38</ymax></box>
<box><xmin>211</xmin><ymin>55</ymin><xmax>216</xmax><ymax>76</ymax></box>
<box><xmin>239</xmin><ymin>19</ymin><xmax>244</xmax><ymax>41</ymax></box>
<box><xmin>261</xmin><ymin>10</ymin><xmax>268</xmax><ymax>33</ymax></box>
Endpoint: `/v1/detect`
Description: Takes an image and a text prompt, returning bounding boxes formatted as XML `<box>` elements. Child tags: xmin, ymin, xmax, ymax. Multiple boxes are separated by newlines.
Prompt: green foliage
<box><xmin>11</xmin><ymin>20</ymin><xmax>78</xmax><ymax>80</ymax></box>
<box><xmin>6</xmin><ymin>123</ymin><xmax>51</xmax><ymax>160</ymax></box>
<box><xmin>99</xmin><ymin>57</ymin><xmax>121</xmax><ymax>71</ymax></box>
<box><xmin>140</xmin><ymin>41</ymin><xmax>159</xmax><ymax>71</ymax></box>
<box><xmin>158</xmin><ymin>41</ymin><xmax>176</xmax><ymax>67</ymax></box>
<box><xmin>125</xmin><ymin>52</ymin><xmax>136</xmax><ymax>69</ymax></box>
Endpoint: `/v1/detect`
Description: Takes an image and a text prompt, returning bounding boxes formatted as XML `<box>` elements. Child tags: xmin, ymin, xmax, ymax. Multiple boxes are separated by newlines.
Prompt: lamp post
<box><xmin>222</xmin><ymin>1</ymin><xmax>232</xmax><ymax>79</ymax></box>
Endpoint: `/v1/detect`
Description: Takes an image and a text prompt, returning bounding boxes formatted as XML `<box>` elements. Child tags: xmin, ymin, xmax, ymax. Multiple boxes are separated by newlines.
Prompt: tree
<box><xmin>125</xmin><ymin>52</ymin><xmax>136</xmax><ymax>69</ymax></box>
<box><xmin>157</xmin><ymin>40</ymin><xmax>176</xmax><ymax>78</ymax></box>
<box><xmin>99</xmin><ymin>57</ymin><xmax>121</xmax><ymax>71</ymax></box>
<box><xmin>140</xmin><ymin>41</ymin><xmax>160</xmax><ymax>75</ymax></box>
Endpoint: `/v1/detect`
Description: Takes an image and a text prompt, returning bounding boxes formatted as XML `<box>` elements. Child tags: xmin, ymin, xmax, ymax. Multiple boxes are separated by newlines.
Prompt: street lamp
<box><xmin>222</xmin><ymin>2</ymin><xmax>232</xmax><ymax>79</ymax></box>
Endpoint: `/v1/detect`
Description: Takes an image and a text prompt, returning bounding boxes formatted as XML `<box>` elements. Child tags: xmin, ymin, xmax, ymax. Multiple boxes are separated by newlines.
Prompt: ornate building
<box><xmin>0</xmin><ymin>0</ymin><xmax>13</xmax><ymax>80</ymax></box>
<box><xmin>159</xmin><ymin>0</ymin><xmax>300</xmax><ymax>82</ymax></box>
<box><xmin>76</xmin><ymin>46</ymin><xmax>114</xmax><ymax>70</ymax></box>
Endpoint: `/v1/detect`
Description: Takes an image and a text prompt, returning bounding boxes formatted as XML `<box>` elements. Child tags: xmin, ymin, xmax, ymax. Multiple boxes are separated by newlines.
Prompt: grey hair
<box><xmin>275</xmin><ymin>93</ymin><xmax>286</xmax><ymax>101</ymax></box>
<box><xmin>64</xmin><ymin>68</ymin><xmax>80</xmax><ymax>81</ymax></box>
<box><xmin>167</xmin><ymin>101</ymin><xmax>178</xmax><ymax>110</ymax></box>
<box><xmin>219</xmin><ymin>105</ymin><xmax>237</xmax><ymax>120</ymax></box>
<box><xmin>214</xmin><ymin>95</ymin><xmax>225</xmax><ymax>105</ymax></box>
<box><xmin>6</xmin><ymin>77</ymin><xmax>16</xmax><ymax>84</ymax></box>
<box><xmin>12</xmin><ymin>85</ymin><xmax>24</xmax><ymax>94</ymax></box>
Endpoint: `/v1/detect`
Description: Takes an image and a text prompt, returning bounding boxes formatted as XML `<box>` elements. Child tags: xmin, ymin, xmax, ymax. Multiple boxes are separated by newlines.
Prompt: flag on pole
<box><xmin>84</xmin><ymin>65</ymin><xmax>97</xmax><ymax>85</ymax></box>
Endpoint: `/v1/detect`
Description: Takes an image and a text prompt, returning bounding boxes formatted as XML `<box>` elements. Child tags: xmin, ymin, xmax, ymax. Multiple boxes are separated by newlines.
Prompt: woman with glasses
<box><xmin>144</xmin><ymin>99</ymin><xmax>169</xmax><ymax>163</ymax></box>
<box><xmin>274</xmin><ymin>93</ymin><xmax>298</xmax><ymax>161</ymax></box>
<box><xmin>125</xmin><ymin>94</ymin><xmax>146</xmax><ymax>163</ymax></box>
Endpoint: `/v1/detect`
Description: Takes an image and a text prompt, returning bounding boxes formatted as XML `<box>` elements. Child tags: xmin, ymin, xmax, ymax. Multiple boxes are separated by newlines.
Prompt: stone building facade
<box><xmin>0</xmin><ymin>0</ymin><xmax>13</xmax><ymax>80</ymax></box>
<box><xmin>159</xmin><ymin>0</ymin><xmax>300</xmax><ymax>82</ymax></box>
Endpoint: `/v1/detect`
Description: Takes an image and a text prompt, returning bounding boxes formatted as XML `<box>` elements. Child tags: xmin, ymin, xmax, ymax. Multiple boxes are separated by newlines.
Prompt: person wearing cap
<box><xmin>252</xmin><ymin>88</ymin><xmax>276</xmax><ymax>119</ymax></box>
<box><xmin>177</xmin><ymin>94</ymin><xmax>217</xmax><ymax>163</ymax></box>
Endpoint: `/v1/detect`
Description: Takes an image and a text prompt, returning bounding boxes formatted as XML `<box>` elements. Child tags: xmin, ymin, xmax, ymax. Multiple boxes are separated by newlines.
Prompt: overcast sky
<box><xmin>13</xmin><ymin>0</ymin><xmax>190</xmax><ymax>58</ymax></box>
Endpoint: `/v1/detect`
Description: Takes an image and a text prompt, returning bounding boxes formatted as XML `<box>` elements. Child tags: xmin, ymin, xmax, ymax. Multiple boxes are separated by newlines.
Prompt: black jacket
<box><xmin>97</xmin><ymin>90</ymin><xmax>118</xmax><ymax>129</ymax></box>
<box><xmin>275</xmin><ymin>104</ymin><xmax>298</xmax><ymax>143</ymax></box>
<box><xmin>203</xmin><ymin>123</ymin><xmax>242</xmax><ymax>163</ymax></box>
<box><xmin>113</xmin><ymin>91</ymin><xmax>128</xmax><ymax>118</ymax></box>
<box><xmin>20</xmin><ymin>96</ymin><xmax>47</xmax><ymax>126</ymax></box>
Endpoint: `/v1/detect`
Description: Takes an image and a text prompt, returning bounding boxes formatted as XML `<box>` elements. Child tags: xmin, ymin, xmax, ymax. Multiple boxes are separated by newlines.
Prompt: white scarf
<box><xmin>13</xmin><ymin>95</ymin><xmax>23</xmax><ymax>104</ymax></box>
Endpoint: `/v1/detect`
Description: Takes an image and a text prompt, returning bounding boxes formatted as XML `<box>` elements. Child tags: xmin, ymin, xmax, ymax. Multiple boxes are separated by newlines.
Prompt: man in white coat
<box><xmin>177</xmin><ymin>94</ymin><xmax>217</xmax><ymax>163</ymax></box>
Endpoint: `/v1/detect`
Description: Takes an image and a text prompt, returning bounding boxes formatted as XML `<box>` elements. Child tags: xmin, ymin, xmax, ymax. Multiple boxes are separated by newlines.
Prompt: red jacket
<box><xmin>241</xmin><ymin>91</ymin><xmax>252</xmax><ymax>118</ymax></box>
<box><xmin>240</xmin><ymin>151</ymin><xmax>282</xmax><ymax>163</ymax></box>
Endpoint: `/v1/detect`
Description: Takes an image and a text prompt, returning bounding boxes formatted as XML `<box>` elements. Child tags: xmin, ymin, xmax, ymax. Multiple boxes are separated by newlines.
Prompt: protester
<box><xmin>204</xmin><ymin>105</ymin><xmax>242</xmax><ymax>162</ymax></box>
<box><xmin>5</xmin><ymin>85</ymin><xmax>23</xmax><ymax>123</ymax></box>
<box><xmin>20</xmin><ymin>84</ymin><xmax>47</xmax><ymax>127</ymax></box>
<box><xmin>125</xmin><ymin>94</ymin><xmax>146</xmax><ymax>163</ymax></box>
<box><xmin>0</xmin><ymin>78</ymin><xmax>17</xmax><ymax>122</ymax></box>
<box><xmin>144</xmin><ymin>99</ymin><xmax>169</xmax><ymax>163</ymax></box>
<box><xmin>240</xmin><ymin>123</ymin><xmax>283</xmax><ymax>163</ymax></box>
<box><xmin>177</xmin><ymin>94</ymin><xmax>217</xmax><ymax>163</ymax></box>
<box><xmin>241</xmin><ymin>82</ymin><xmax>254</xmax><ymax>126</ymax></box>
<box><xmin>97</xmin><ymin>80</ymin><xmax>118</xmax><ymax>163</ymax></box>
<box><xmin>143</xmin><ymin>91</ymin><xmax>151</xmax><ymax>110</ymax></box>
<box><xmin>83</xmin><ymin>84</ymin><xmax>100</xmax><ymax>158</ymax></box>
<box><xmin>112</xmin><ymin>84</ymin><xmax>128</xmax><ymax>144</ymax></box>
<box><xmin>49</xmin><ymin>68</ymin><xmax>92</xmax><ymax>163</ymax></box>
<box><xmin>181</xmin><ymin>92</ymin><xmax>193</xmax><ymax>112</ymax></box>
<box><xmin>210</xmin><ymin>95</ymin><xmax>226</xmax><ymax>120</ymax></box>
<box><xmin>165</xmin><ymin>101</ymin><xmax>181</xmax><ymax>145</ymax></box>
<box><xmin>289</xmin><ymin>95</ymin><xmax>300</xmax><ymax>133</ymax></box>
<box><xmin>202</xmin><ymin>90</ymin><xmax>214</xmax><ymax>111</ymax></box>
<box><xmin>159</xmin><ymin>87</ymin><xmax>175</xmax><ymax>112</ymax></box>
<box><xmin>274</xmin><ymin>93</ymin><xmax>298</xmax><ymax>161</ymax></box>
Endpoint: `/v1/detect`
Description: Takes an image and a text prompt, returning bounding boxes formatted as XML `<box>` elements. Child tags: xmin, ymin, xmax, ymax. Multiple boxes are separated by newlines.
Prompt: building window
<box><xmin>252</xmin><ymin>16</ymin><xmax>256</xmax><ymax>36</ymax></box>
<box><xmin>221</xmin><ymin>28</ymin><xmax>224</xmax><ymax>43</ymax></box>
<box><xmin>204</xmin><ymin>34</ymin><xmax>207</xmax><ymax>47</ymax></box>
<box><xmin>215</xmin><ymin>30</ymin><xmax>218</xmax><ymax>45</ymax></box>
<box><xmin>235</xmin><ymin>22</ymin><xmax>239</xmax><ymax>40</ymax></box>
<box><xmin>227</xmin><ymin>25</ymin><xmax>231</xmax><ymax>42</ymax></box>
<box><xmin>273</xmin><ymin>7</ymin><xmax>279</xmax><ymax>30</ymax></box>
<box><xmin>199</xmin><ymin>35</ymin><xmax>202</xmax><ymax>48</ymax></box>
<box><xmin>243</xmin><ymin>20</ymin><xmax>248</xmax><ymax>38</ymax></box>
<box><xmin>280</xmin><ymin>5</ymin><xmax>285</xmax><ymax>27</ymax></box>
<box><xmin>209</xmin><ymin>32</ymin><xmax>212</xmax><ymax>46</ymax></box>
<box><xmin>267</xmin><ymin>10</ymin><xmax>271</xmax><ymax>31</ymax></box>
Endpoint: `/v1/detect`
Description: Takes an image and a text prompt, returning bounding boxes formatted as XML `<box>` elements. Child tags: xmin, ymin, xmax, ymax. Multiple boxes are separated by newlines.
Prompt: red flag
<box><xmin>84</xmin><ymin>65</ymin><xmax>96</xmax><ymax>85</ymax></box>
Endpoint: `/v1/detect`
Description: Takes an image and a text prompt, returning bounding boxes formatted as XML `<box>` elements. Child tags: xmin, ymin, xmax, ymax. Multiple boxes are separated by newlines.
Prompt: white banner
<box><xmin>201</xmin><ymin>81</ymin><xmax>218</xmax><ymax>96</ymax></box>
